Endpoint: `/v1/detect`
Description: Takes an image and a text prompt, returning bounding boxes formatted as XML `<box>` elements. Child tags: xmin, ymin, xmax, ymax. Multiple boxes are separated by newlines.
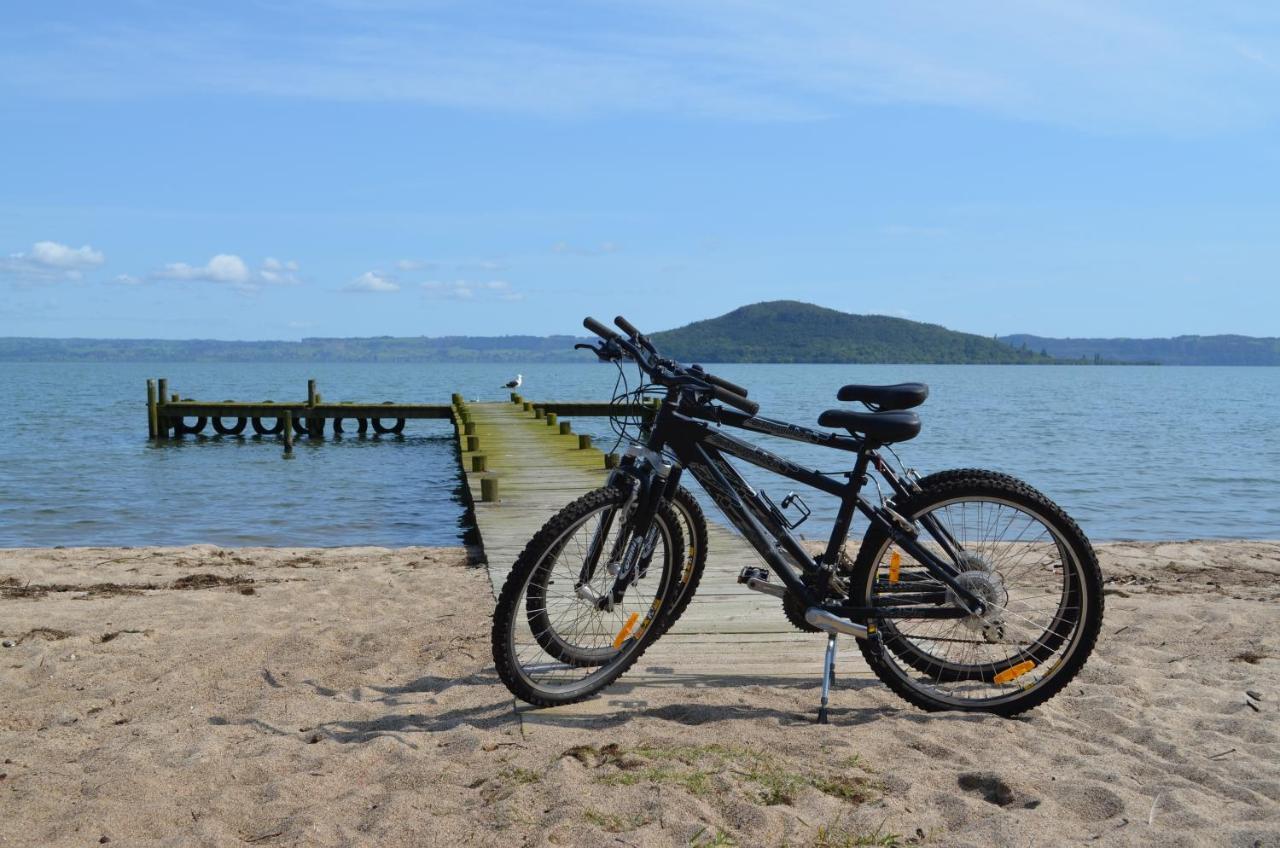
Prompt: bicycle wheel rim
<box><xmin>506</xmin><ymin>503</ymin><xmax>674</xmax><ymax>698</ymax></box>
<box><xmin>862</xmin><ymin>495</ymin><xmax>1092</xmax><ymax>708</ymax></box>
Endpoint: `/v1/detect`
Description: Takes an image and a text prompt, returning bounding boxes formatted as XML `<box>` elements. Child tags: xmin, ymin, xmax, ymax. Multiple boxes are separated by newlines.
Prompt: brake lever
<box><xmin>575</xmin><ymin>341</ymin><xmax>623</xmax><ymax>362</ymax></box>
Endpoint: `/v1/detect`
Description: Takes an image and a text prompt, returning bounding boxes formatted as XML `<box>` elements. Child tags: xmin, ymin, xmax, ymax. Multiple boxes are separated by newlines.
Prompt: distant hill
<box><xmin>650</xmin><ymin>301</ymin><xmax>1052</xmax><ymax>364</ymax></box>
<box><xmin>2</xmin><ymin>301</ymin><xmax>1274</xmax><ymax>364</ymax></box>
<box><xmin>0</xmin><ymin>336</ymin><xmax>585</xmax><ymax>363</ymax></box>
<box><xmin>1000</xmin><ymin>334</ymin><xmax>1280</xmax><ymax>366</ymax></box>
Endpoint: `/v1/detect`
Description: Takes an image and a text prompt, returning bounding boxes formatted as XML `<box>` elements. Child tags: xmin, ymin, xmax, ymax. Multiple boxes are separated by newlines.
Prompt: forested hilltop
<box><xmin>3</xmin><ymin>301</ymin><xmax>1274</xmax><ymax>364</ymax></box>
<box><xmin>650</xmin><ymin>301</ymin><xmax>1053</xmax><ymax>363</ymax></box>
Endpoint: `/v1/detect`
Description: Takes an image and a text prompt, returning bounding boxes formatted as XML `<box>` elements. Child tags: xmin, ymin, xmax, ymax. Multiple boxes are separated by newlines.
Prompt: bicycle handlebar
<box><xmin>583</xmin><ymin>316</ymin><xmax>619</xmax><ymax>341</ymax></box>
<box><xmin>613</xmin><ymin>314</ymin><xmax>641</xmax><ymax>339</ymax></box>
<box><xmin>690</xmin><ymin>365</ymin><xmax>749</xmax><ymax>398</ymax></box>
<box><xmin>709</xmin><ymin>384</ymin><xmax>759</xmax><ymax>416</ymax></box>
<box><xmin>582</xmin><ymin>314</ymin><xmax>758</xmax><ymax>416</ymax></box>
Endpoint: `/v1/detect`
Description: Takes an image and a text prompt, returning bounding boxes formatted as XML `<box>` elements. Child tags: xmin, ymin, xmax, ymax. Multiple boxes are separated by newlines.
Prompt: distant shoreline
<box><xmin>5</xmin><ymin>300</ymin><xmax>1277</xmax><ymax>364</ymax></box>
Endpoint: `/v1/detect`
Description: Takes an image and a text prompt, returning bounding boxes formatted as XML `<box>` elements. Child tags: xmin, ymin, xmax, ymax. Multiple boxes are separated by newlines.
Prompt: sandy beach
<box><xmin>1</xmin><ymin>541</ymin><xmax>1276</xmax><ymax>847</ymax></box>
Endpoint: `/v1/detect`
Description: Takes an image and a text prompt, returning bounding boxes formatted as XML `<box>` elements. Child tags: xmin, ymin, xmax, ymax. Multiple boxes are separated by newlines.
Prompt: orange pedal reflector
<box><xmin>993</xmin><ymin>660</ymin><xmax>1035</xmax><ymax>685</ymax></box>
<box><xmin>888</xmin><ymin>551</ymin><xmax>901</xmax><ymax>583</ymax></box>
<box><xmin>612</xmin><ymin>612</ymin><xmax>641</xmax><ymax>649</ymax></box>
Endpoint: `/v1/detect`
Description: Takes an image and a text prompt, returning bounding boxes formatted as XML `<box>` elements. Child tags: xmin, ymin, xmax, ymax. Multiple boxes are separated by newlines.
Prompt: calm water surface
<box><xmin>1</xmin><ymin>362</ymin><xmax>1276</xmax><ymax>547</ymax></box>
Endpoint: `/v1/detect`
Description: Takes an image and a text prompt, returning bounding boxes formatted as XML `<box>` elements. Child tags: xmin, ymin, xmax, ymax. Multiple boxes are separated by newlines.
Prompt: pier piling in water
<box><xmin>146</xmin><ymin>380</ymin><xmax>158</xmax><ymax>439</ymax></box>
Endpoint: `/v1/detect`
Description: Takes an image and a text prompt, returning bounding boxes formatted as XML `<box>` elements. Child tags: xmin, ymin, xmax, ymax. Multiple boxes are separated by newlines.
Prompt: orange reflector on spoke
<box><xmin>993</xmin><ymin>660</ymin><xmax>1035</xmax><ymax>685</ymax></box>
<box><xmin>613</xmin><ymin>612</ymin><xmax>641</xmax><ymax>649</ymax></box>
<box><xmin>888</xmin><ymin>551</ymin><xmax>901</xmax><ymax>583</ymax></box>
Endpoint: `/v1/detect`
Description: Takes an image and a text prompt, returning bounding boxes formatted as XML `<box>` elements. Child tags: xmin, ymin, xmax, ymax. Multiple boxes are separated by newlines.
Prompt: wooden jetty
<box><xmin>145</xmin><ymin>378</ymin><xmax>455</xmax><ymax>449</ymax></box>
<box><xmin>144</xmin><ymin>379</ymin><xmax>868</xmax><ymax>725</ymax></box>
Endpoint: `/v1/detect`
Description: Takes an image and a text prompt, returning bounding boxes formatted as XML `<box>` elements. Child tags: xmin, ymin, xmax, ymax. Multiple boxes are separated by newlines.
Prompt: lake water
<box><xmin>1</xmin><ymin>362</ymin><xmax>1277</xmax><ymax>548</ymax></box>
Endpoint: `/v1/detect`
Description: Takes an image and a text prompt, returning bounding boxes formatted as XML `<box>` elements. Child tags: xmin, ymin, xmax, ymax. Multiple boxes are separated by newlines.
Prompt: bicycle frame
<box><xmin>631</xmin><ymin>395</ymin><xmax>987</xmax><ymax>623</ymax></box>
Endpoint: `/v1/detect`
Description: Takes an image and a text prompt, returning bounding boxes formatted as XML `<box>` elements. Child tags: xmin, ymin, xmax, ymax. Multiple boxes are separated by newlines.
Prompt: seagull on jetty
<box><xmin>502</xmin><ymin>373</ymin><xmax>523</xmax><ymax>389</ymax></box>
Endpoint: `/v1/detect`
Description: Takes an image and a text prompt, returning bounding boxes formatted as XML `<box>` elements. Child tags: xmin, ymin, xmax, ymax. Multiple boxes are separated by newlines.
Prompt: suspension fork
<box><xmin>577</xmin><ymin>463</ymin><xmax>641</xmax><ymax>588</ymax></box>
<box><xmin>580</xmin><ymin>450</ymin><xmax>674</xmax><ymax>609</ymax></box>
<box><xmin>579</xmin><ymin>396</ymin><xmax>669</xmax><ymax>586</ymax></box>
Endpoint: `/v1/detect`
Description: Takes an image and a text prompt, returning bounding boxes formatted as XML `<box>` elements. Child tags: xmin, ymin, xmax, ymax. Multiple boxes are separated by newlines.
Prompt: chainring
<box><xmin>782</xmin><ymin>551</ymin><xmax>854</xmax><ymax>634</ymax></box>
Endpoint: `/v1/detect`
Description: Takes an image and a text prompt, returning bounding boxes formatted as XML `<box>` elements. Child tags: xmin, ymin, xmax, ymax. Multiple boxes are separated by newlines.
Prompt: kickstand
<box><xmin>817</xmin><ymin>633</ymin><xmax>838</xmax><ymax>724</ymax></box>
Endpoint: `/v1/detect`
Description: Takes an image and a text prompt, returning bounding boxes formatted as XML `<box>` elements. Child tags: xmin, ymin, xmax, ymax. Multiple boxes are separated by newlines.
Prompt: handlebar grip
<box><xmin>704</xmin><ymin>372</ymin><xmax>749</xmax><ymax>398</ymax></box>
<box><xmin>711</xmin><ymin>385</ymin><xmax>759</xmax><ymax>416</ymax></box>
<box><xmin>613</xmin><ymin>315</ymin><xmax>641</xmax><ymax>338</ymax></box>
<box><xmin>583</xmin><ymin>316</ymin><xmax>619</xmax><ymax>341</ymax></box>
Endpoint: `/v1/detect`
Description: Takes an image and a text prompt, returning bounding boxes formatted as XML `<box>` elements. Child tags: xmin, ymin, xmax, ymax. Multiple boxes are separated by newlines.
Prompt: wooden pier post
<box><xmin>545</xmin><ymin>413</ymin><xmax>557</xmax><ymax>427</ymax></box>
<box><xmin>309</xmin><ymin>391</ymin><xmax>325</xmax><ymax>438</ymax></box>
<box><xmin>472</xmin><ymin>454</ymin><xmax>487</xmax><ymax>472</ymax></box>
<box><xmin>466</xmin><ymin>435</ymin><xmax>480</xmax><ymax>452</ymax></box>
<box><xmin>464</xmin><ymin>421</ymin><xmax>476</xmax><ymax>436</ymax></box>
<box><xmin>283</xmin><ymin>410</ymin><xmax>294</xmax><ymax>453</ymax></box>
<box><xmin>605</xmin><ymin>452</ymin><xmax>619</xmax><ymax>469</ymax></box>
<box><xmin>307</xmin><ymin>379</ymin><xmax>317</xmax><ymax>406</ymax></box>
<box><xmin>452</xmin><ymin>393</ymin><xmax>464</xmax><ymax>406</ymax></box>
<box><xmin>559</xmin><ymin>421</ymin><xmax>572</xmax><ymax>435</ymax></box>
<box><xmin>155</xmin><ymin>378</ymin><xmax>169</xmax><ymax>438</ymax></box>
<box><xmin>578</xmin><ymin>434</ymin><xmax>592</xmax><ymax>450</ymax></box>
<box><xmin>522</xmin><ymin>402</ymin><xmax>532</xmax><ymax>412</ymax></box>
<box><xmin>511</xmin><ymin>393</ymin><xmax>521</xmax><ymax>404</ymax></box>
<box><xmin>533</xmin><ymin>406</ymin><xmax>544</xmax><ymax>419</ymax></box>
<box><xmin>481</xmin><ymin>477</ymin><xmax>499</xmax><ymax>502</ymax></box>
<box><xmin>146</xmin><ymin>380</ymin><xmax>158</xmax><ymax>439</ymax></box>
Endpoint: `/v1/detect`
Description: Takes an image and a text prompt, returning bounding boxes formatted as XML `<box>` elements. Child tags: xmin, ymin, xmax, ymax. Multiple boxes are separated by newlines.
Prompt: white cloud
<box><xmin>259</xmin><ymin>257</ymin><xmax>301</xmax><ymax>285</ymax></box>
<box><xmin>421</xmin><ymin>279</ymin><xmax>522</xmax><ymax>301</ymax></box>
<box><xmin>30</xmin><ymin>241</ymin><xmax>105</xmax><ymax>269</ymax></box>
<box><xmin>157</xmin><ymin>254</ymin><xmax>251</xmax><ymax>285</ymax></box>
<box><xmin>344</xmin><ymin>270</ymin><xmax>400</xmax><ymax>293</ymax></box>
<box><xmin>152</xmin><ymin>254</ymin><xmax>302</xmax><ymax>293</ymax></box>
<box><xmin>1</xmin><ymin>240</ymin><xmax>105</xmax><ymax>283</ymax></box>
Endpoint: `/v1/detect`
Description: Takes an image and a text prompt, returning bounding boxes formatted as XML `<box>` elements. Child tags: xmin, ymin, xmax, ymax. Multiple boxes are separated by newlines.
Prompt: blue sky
<box><xmin>1</xmin><ymin>1</ymin><xmax>1278</xmax><ymax>340</ymax></box>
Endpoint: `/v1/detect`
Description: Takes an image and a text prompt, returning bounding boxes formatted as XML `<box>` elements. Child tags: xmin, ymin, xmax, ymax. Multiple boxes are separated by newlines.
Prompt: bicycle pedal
<box><xmin>738</xmin><ymin>567</ymin><xmax>786</xmax><ymax>599</ymax></box>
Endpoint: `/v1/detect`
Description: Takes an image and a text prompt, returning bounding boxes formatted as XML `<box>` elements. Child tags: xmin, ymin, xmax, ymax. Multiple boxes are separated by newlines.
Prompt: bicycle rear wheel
<box><xmin>850</xmin><ymin>476</ymin><xmax>1102</xmax><ymax>715</ymax></box>
<box><xmin>491</xmin><ymin>485</ymin><xmax>682</xmax><ymax>707</ymax></box>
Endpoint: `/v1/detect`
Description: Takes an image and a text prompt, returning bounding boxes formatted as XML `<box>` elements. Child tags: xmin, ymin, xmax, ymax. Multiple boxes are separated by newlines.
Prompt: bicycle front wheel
<box><xmin>850</xmin><ymin>476</ymin><xmax>1103</xmax><ymax>715</ymax></box>
<box><xmin>491</xmin><ymin>485</ymin><xmax>683</xmax><ymax>707</ymax></box>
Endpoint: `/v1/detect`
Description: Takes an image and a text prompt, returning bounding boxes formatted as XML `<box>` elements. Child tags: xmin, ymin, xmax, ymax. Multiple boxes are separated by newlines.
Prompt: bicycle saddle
<box><xmin>836</xmin><ymin>382</ymin><xmax>928</xmax><ymax>411</ymax></box>
<box><xmin>817</xmin><ymin>409</ymin><xmax>921</xmax><ymax>444</ymax></box>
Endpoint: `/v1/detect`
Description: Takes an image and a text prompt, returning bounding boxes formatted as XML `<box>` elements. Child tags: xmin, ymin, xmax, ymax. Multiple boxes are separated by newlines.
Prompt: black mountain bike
<box><xmin>491</xmin><ymin>316</ymin><xmax>1103</xmax><ymax>719</ymax></box>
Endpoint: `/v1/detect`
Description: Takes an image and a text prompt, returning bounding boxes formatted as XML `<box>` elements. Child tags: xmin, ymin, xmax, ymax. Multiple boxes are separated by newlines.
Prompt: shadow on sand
<box><xmin>209</xmin><ymin>667</ymin><xmax>990</xmax><ymax>748</ymax></box>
